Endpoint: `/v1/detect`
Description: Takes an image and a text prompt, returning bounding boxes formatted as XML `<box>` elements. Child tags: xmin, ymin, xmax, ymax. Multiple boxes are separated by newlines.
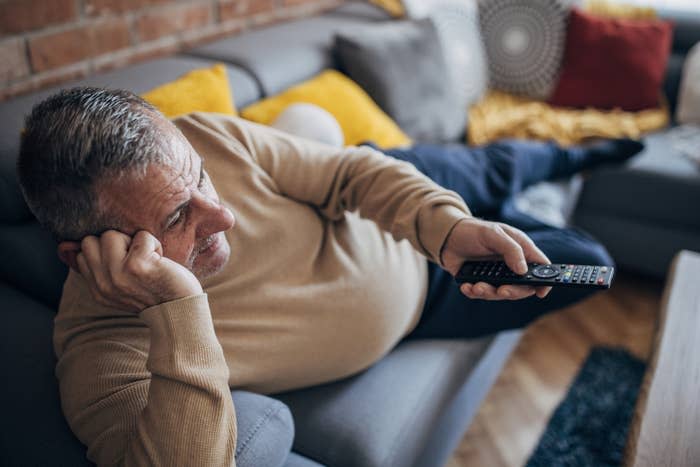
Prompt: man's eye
<box><xmin>168</xmin><ymin>211</ymin><xmax>183</xmax><ymax>229</ymax></box>
<box><xmin>198</xmin><ymin>170</ymin><xmax>207</xmax><ymax>189</ymax></box>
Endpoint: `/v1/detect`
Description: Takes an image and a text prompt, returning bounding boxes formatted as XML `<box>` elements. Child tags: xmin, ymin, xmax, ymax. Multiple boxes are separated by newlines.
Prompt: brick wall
<box><xmin>0</xmin><ymin>0</ymin><xmax>345</xmax><ymax>102</ymax></box>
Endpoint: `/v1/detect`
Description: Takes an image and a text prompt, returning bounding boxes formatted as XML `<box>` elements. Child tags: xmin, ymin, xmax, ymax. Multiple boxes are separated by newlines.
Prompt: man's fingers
<box><xmin>499</xmin><ymin>224</ymin><xmax>552</xmax><ymax>298</ymax></box>
<box><xmin>127</xmin><ymin>230</ymin><xmax>163</xmax><ymax>262</ymax></box>
<box><xmin>500</xmin><ymin>224</ymin><xmax>550</xmax><ymax>265</ymax></box>
<box><xmin>460</xmin><ymin>282</ymin><xmax>536</xmax><ymax>300</ymax></box>
<box><xmin>76</xmin><ymin>251</ymin><xmax>107</xmax><ymax>303</ymax></box>
<box><xmin>101</xmin><ymin>230</ymin><xmax>131</xmax><ymax>279</ymax></box>
<box><xmin>75</xmin><ymin>252</ymin><xmax>94</xmax><ymax>283</ymax></box>
<box><xmin>80</xmin><ymin>236</ymin><xmax>113</xmax><ymax>294</ymax></box>
<box><xmin>80</xmin><ymin>236</ymin><xmax>102</xmax><ymax>270</ymax></box>
<box><xmin>482</xmin><ymin>224</ymin><xmax>528</xmax><ymax>274</ymax></box>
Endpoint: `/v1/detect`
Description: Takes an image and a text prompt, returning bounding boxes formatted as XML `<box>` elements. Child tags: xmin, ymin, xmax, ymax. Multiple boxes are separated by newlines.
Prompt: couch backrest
<box><xmin>186</xmin><ymin>3</ymin><xmax>391</xmax><ymax>97</ymax></box>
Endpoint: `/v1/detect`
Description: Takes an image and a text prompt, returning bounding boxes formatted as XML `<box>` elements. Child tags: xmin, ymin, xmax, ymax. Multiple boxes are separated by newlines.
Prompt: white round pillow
<box><xmin>270</xmin><ymin>103</ymin><xmax>344</xmax><ymax>148</ymax></box>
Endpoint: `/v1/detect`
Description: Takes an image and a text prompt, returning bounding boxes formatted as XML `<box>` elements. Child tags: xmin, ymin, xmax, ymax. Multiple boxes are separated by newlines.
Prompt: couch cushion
<box><xmin>186</xmin><ymin>9</ymin><xmax>390</xmax><ymax>97</ymax></box>
<box><xmin>0</xmin><ymin>56</ymin><xmax>260</xmax><ymax>225</ymax></box>
<box><xmin>274</xmin><ymin>338</ymin><xmax>493</xmax><ymax>467</ymax></box>
<box><xmin>676</xmin><ymin>42</ymin><xmax>700</xmax><ymax>125</ymax></box>
<box><xmin>0</xmin><ymin>282</ymin><xmax>91</xmax><ymax>466</ymax></box>
<box><xmin>283</xmin><ymin>452</ymin><xmax>326</xmax><ymax>467</ymax></box>
<box><xmin>574</xmin><ymin>130</ymin><xmax>700</xmax><ymax>232</ymax></box>
<box><xmin>142</xmin><ymin>63</ymin><xmax>239</xmax><ymax>118</ymax></box>
<box><xmin>0</xmin><ymin>223</ymin><xmax>66</xmax><ymax>309</ymax></box>
<box><xmin>549</xmin><ymin>8</ymin><xmax>673</xmax><ymax>112</ymax></box>
<box><xmin>479</xmin><ymin>0</ymin><xmax>570</xmax><ymax>99</ymax></box>
<box><xmin>232</xmin><ymin>391</ymin><xmax>295</xmax><ymax>467</ymax></box>
<box><xmin>240</xmin><ymin>70</ymin><xmax>411</xmax><ymax>148</ymax></box>
<box><xmin>334</xmin><ymin>18</ymin><xmax>466</xmax><ymax>142</ymax></box>
<box><xmin>402</xmin><ymin>0</ymin><xmax>487</xmax><ymax>111</ymax></box>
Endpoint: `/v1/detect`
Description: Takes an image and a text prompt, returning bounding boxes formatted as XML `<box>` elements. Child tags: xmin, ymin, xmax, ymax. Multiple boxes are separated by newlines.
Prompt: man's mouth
<box><xmin>197</xmin><ymin>234</ymin><xmax>220</xmax><ymax>255</ymax></box>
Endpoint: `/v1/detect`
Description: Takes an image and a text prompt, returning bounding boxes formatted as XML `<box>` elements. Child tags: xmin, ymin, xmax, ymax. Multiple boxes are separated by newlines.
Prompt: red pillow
<box><xmin>549</xmin><ymin>8</ymin><xmax>673</xmax><ymax>111</ymax></box>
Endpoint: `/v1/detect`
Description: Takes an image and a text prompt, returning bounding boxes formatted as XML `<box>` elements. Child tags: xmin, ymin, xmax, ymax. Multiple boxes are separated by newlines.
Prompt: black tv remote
<box><xmin>455</xmin><ymin>261</ymin><xmax>614</xmax><ymax>289</ymax></box>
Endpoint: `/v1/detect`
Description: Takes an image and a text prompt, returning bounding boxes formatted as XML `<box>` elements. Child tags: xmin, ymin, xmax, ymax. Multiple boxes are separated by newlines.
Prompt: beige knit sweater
<box><xmin>54</xmin><ymin>113</ymin><xmax>471</xmax><ymax>466</ymax></box>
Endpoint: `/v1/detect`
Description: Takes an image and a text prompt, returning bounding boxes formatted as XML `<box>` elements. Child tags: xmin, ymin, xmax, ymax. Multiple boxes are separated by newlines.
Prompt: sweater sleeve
<box><xmin>54</xmin><ymin>293</ymin><xmax>236</xmax><ymax>467</ymax></box>
<box><xmin>182</xmin><ymin>114</ymin><xmax>472</xmax><ymax>265</ymax></box>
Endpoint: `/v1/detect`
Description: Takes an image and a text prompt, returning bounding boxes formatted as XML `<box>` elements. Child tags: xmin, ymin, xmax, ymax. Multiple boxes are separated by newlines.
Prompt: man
<box><xmin>17</xmin><ymin>88</ymin><xmax>628</xmax><ymax>466</ymax></box>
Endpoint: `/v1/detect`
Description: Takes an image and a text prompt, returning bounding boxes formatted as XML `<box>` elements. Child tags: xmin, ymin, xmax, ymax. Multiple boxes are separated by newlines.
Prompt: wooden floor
<box><xmin>447</xmin><ymin>271</ymin><xmax>664</xmax><ymax>467</ymax></box>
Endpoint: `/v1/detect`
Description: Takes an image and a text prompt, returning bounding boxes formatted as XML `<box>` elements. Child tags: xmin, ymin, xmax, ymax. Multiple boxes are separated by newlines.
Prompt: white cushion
<box><xmin>271</xmin><ymin>103</ymin><xmax>344</xmax><ymax>148</ymax></box>
<box><xmin>676</xmin><ymin>42</ymin><xmax>700</xmax><ymax>125</ymax></box>
<box><xmin>402</xmin><ymin>0</ymin><xmax>488</xmax><ymax>108</ymax></box>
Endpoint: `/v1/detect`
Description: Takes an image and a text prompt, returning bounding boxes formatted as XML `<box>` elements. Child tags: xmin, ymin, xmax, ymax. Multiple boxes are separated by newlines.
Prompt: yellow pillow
<box><xmin>241</xmin><ymin>70</ymin><xmax>411</xmax><ymax>148</ymax></box>
<box><xmin>584</xmin><ymin>0</ymin><xmax>657</xmax><ymax>19</ymax></box>
<box><xmin>468</xmin><ymin>90</ymin><xmax>669</xmax><ymax>147</ymax></box>
<box><xmin>368</xmin><ymin>0</ymin><xmax>405</xmax><ymax>18</ymax></box>
<box><xmin>141</xmin><ymin>63</ymin><xmax>237</xmax><ymax>118</ymax></box>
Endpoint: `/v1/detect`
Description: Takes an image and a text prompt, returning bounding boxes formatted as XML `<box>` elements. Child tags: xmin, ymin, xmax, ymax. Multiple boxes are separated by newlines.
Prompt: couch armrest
<box><xmin>232</xmin><ymin>390</ymin><xmax>296</xmax><ymax>467</ymax></box>
<box><xmin>0</xmin><ymin>280</ymin><xmax>297</xmax><ymax>467</ymax></box>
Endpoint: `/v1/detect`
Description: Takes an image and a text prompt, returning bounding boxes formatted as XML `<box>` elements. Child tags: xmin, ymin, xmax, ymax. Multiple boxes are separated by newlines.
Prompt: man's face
<box><xmin>99</xmin><ymin>124</ymin><xmax>235</xmax><ymax>280</ymax></box>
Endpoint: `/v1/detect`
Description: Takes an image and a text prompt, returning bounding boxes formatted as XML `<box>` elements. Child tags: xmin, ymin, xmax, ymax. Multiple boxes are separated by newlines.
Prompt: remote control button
<box><xmin>601</xmin><ymin>266</ymin><xmax>608</xmax><ymax>273</ymax></box>
<box><xmin>531</xmin><ymin>264</ymin><xmax>560</xmax><ymax>279</ymax></box>
<box><xmin>597</xmin><ymin>278</ymin><xmax>604</xmax><ymax>285</ymax></box>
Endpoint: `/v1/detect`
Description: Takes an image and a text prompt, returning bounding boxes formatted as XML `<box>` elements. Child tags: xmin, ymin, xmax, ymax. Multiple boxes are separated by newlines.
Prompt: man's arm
<box><xmin>177</xmin><ymin>114</ymin><xmax>550</xmax><ymax>300</ymax></box>
<box><xmin>179</xmin><ymin>114</ymin><xmax>470</xmax><ymax>266</ymax></box>
<box><xmin>54</xmin><ymin>232</ymin><xmax>237</xmax><ymax>466</ymax></box>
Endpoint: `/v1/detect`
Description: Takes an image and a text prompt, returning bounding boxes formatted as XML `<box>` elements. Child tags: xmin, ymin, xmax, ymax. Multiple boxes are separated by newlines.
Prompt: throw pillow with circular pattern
<box><xmin>479</xmin><ymin>0</ymin><xmax>575</xmax><ymax>99</ymax></box>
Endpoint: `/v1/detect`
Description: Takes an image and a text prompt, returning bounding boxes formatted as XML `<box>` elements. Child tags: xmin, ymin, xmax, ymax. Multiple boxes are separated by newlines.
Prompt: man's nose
<box><xmin>192</xmin><ymin>193</ymin><xmax>236</xmax><ymax>237</ymax></box>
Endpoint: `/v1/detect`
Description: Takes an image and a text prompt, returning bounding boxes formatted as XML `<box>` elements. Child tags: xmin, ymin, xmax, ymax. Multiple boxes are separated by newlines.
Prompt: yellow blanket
<box><xmin>468</xmin><ymin>90</ymin><xmax>669</xmax><ymax>147</ymax></box>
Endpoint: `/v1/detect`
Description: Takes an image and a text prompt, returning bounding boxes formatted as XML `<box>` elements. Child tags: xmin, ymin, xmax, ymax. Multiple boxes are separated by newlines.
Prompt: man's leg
<box><xmin>403</xmin><ymin>226</ymin><xmax>613</xmax><ymax>340</ymax></box>
<box><xmin>378</xmin><ymin>139</ymin><xmax>642</xmax><ymax>217</ymax></box>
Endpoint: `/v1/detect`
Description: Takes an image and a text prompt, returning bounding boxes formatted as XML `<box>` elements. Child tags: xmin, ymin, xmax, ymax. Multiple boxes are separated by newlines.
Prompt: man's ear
<box><xmin>57</xmin><ymin>241</ymin><xmax>81</xmax><ymax>271</ymax></box>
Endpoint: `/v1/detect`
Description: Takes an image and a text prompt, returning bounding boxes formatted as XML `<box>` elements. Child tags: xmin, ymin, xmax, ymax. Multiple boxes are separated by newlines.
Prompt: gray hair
<box><xmin>17</xmin><ymin>87</ymin><xmax>170</xmax><ymax>241</ymax></box>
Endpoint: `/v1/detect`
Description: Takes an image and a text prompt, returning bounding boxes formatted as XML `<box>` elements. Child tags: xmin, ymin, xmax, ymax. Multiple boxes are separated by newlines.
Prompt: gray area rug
<box><xmin>526</xmin><ymin>347</ymin><xmax>646</xmax><ymax>467</ymax></box>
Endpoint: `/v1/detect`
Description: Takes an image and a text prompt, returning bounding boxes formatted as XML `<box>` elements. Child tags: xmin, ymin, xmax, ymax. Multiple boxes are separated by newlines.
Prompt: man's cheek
<box><xmin>160</xmin><ymin>236</ymin><xmax>194</xmax><ymax>267</ymax></box>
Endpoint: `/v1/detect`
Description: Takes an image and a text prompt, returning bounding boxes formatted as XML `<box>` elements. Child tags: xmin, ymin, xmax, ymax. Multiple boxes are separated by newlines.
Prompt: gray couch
<box><xmin>1</xmin><ymin>2</ymin><xmax>699</xmax><ymax>466</ymax></box>
<box><xmin>0</xmin><ymin>4</ymin><xmax>520</xmax><ymax>467</ymax></box>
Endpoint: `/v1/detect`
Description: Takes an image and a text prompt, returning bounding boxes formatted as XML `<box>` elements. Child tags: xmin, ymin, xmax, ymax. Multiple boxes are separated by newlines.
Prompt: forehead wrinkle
<box><xmin>151</xmin><ymin>143</ymin><xmax>197</xmax><ymax>197</ymax></box>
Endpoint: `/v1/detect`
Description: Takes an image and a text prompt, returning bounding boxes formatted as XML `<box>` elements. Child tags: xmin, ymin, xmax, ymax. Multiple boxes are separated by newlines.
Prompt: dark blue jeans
<box><xmin>374</xmin><ymin>140</ymin><xmax>614</xmax><ymax>339</ymax></box>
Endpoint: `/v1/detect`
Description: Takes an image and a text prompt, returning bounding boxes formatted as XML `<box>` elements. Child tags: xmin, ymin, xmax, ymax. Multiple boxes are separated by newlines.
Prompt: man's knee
<box><xmin>563</xmin><ymin>228</ymin><xmax>614</xmax><ymax>267</ymax></box>
<box><xmin>533</xmin><ymin>227</ymin><xmax>614</xmax><ymax>267</ymax></box>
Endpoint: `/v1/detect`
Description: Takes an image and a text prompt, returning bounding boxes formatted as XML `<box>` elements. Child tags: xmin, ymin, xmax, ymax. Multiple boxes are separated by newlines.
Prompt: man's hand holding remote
<box><xmin>441</xmin><ymin>218</ymin><xmax>552</xmax><ymax>301</ymax></box>
<box><xmin>68</xmin><ymin>230</ymin><xmax>203</xmax><ymax>312</ymax></box>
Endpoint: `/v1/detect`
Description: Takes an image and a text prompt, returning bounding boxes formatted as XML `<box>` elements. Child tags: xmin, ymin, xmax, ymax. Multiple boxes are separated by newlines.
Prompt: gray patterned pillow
<box><xmin>479</xmin><ymin>0</ymin><xmax>575</xmax><ymax>99</ymax></box>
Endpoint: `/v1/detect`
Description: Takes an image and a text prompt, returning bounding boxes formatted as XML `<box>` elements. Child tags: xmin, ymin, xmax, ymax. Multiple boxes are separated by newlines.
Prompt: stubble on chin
<box><xmin>190</xmin><ymin>233</ymin><xmax>231</xmax><ymax>280</ymax></box>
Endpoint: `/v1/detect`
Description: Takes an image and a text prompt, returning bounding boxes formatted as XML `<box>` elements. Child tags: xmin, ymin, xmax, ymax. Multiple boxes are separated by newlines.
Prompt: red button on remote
<box><xmin>597</xmin><ymin>278</ymin><xmax>604</xmax><ymax>284</ymax></box>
